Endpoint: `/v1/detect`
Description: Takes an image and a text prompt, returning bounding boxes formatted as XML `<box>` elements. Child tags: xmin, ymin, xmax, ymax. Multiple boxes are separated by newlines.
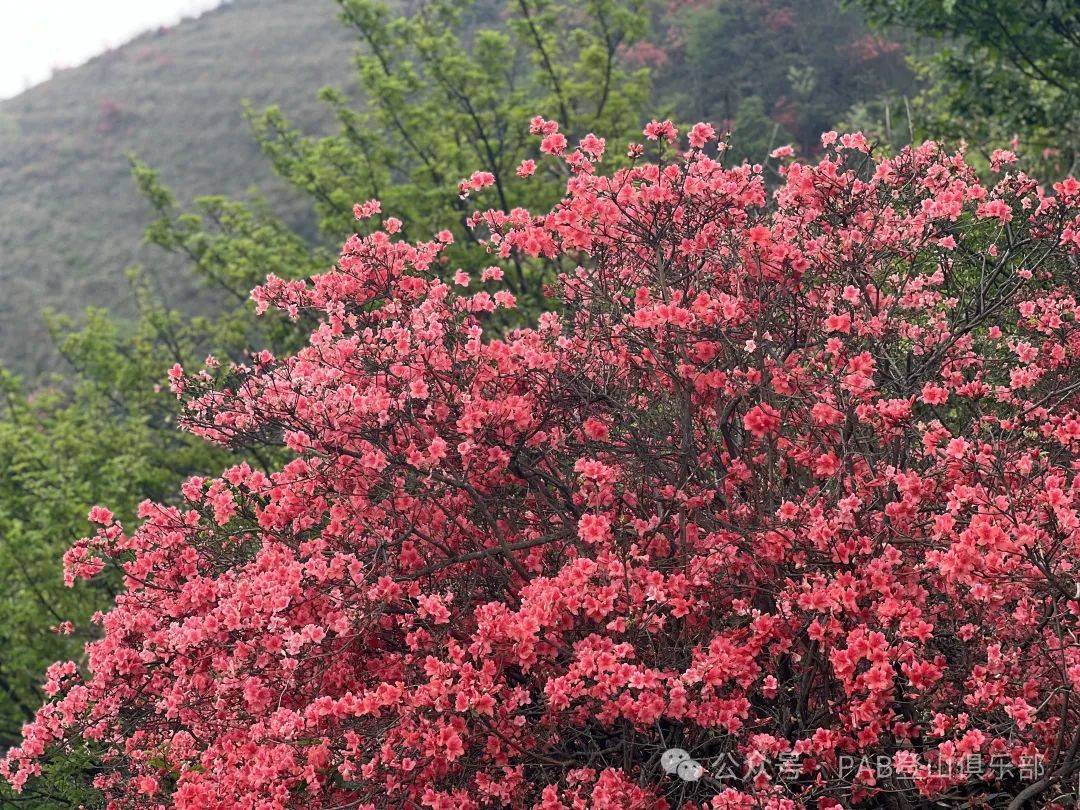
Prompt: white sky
<box><xmin>0</xmin><ymin>0</ymin><xmax>224</xmax><ymax>100</ymax></box>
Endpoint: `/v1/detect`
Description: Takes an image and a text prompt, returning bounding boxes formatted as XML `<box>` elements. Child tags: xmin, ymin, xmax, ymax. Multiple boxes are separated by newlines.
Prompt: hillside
<box><xmin>0</xmin><ymin>0</ymin><xmax>913</xmax><ymax>378</ymax></box>
<box><xmin>0</xmin><ymin>0</ymin><xmax>355</xmax><ymax>376</ymax></box>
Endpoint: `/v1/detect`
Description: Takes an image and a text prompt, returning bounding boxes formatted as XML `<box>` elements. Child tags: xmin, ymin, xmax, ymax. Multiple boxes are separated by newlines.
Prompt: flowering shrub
<box><xmin>6</xmin><ymin>122</ymin><xmax>1080</xmax><ymax>809</ymax></box>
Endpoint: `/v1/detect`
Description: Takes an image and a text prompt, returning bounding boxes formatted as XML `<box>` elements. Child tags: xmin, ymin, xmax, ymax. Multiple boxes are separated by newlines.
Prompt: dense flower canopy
<box><xmin>6</xmin><ymin>121</ymin><xmax>1080</xmax><ymax>809</ymax></box>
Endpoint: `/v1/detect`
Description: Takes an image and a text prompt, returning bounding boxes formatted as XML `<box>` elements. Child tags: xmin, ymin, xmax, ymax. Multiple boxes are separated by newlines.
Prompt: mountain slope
<box><xmin>0</xmin><ymin>0</ymin><xmax>913</xmax><ymax>377</ymax></box>
<box><xmin>0</xmin><ymin>0</ymin><xmax>355</xmax><ymax>376</ymax></box>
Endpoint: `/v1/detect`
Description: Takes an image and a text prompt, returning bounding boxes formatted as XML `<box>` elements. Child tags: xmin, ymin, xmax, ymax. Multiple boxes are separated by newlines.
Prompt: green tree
<box><xmin>655</xmin><ymin>0</ymin><xmax>911</xmax><ymax>154</ymax></box>
<box><xmin>726</xmin><ymin>95</ymin><xmax>790</xmax><ymax>164</ymax></box>
<box><xmin>850</xmin><ymin>0</ymin><xmax>1080</xmax><ymax>175</ymax></box>
<box><xmin>247</xmin><ymin>0</ymin><xmax>648</xmax><ymax>309</ymax></box>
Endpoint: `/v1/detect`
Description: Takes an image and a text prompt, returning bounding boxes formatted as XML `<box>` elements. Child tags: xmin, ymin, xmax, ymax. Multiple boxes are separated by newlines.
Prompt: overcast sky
<box><xmin>0</xmin><ymin>1</ymin><xmax>223</xmax><ymax>100</ymax></box>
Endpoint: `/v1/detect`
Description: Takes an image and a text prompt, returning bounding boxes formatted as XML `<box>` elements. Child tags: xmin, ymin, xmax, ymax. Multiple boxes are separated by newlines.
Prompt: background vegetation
<box><xmin>0</xmin><ymin>0</ymin><xmax>354</xmax><ymax>376</ymax></box>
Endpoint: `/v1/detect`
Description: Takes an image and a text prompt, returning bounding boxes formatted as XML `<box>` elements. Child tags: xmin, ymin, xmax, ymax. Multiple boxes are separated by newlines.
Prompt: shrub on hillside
<box><xmin>5</xmin><ymin>122</ymin><xmax>1080</xmax><ymax>808</ymax></box>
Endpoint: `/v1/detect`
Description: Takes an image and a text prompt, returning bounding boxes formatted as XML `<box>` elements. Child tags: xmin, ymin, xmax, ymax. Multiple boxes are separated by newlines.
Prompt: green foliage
<box><xmin>726</xmin><ymin>96</ymin><xmax>790</xmax><ymax>164</ymax></box>
<box><xmin>850</xmin><ymin>0</ymin><xmax>1079</xmax><ymax>175</ymax></box>
<box><xmin>0</xmin><ymin>0</ymin><xmax>355</xmax><ymax>377</ymax></box>
<box><xmin>0</xmin><ymin>354</ymin><xmax>234</xmax><ymax>805</ymax></box>
<box><xmin>656</xmin><ymin>0</ymin><xmax>912</xmax><ymax>154</ymax></box>
<box><xmin>248</xmin><ymin>0</ymin><xmax>648</xmax><ymax>306</ymax></box>
<box><xmin>0</xmin><ymin>742</ymin><xmax>105</xmax><ymax>808</ymax></box>
<box><xmin>129</xmin><ymin>160</ymin><xmax>324</xmax><ymax>361</ymax></box>
<box><xmin>0</xmin><ymin>189</ymin><xmax>306</xmax><ymax>800</ymax></box>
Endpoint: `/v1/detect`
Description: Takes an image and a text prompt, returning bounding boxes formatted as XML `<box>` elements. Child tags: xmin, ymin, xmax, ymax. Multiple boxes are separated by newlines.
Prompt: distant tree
<box><xmin>726</xmin><ymin>95</ymin><xmax>790</xmax><ymax>164</ymax></box>
<box><xmin>850</xmin><ymin>0</ymin><xmax>1080</xmax><ymax>176</ymax></box>
<box><xmin>651</xmin><ymin>0</ymin><xmax>912</xmax><ymax>155</ymax></box>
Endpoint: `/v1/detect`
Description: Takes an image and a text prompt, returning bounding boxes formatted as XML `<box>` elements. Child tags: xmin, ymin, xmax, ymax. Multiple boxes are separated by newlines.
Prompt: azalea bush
<box><xmin>5</xmin><ymin>120</ymin><xmax>1080</xmax><ymax>809</ymax></box>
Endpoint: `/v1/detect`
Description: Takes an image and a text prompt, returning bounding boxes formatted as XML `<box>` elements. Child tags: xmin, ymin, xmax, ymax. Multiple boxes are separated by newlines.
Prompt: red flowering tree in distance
<box><xmin>6</xmin><ymin>119</ymin><xmax>1080</xmax><ymax>809</ymax></box>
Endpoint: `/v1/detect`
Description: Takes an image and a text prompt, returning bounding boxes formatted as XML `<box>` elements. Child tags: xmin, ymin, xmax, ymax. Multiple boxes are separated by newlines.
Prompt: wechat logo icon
<box><xmin>661</xmin><ymin>748</ymin><xmax>704</xmax><ymax>782</ymax></box>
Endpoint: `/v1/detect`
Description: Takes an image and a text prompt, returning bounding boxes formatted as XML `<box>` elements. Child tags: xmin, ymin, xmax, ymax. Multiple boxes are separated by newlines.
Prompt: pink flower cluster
<box><xmin>6</xmin><ymin>122</ymin><xmax>1080</xmax><ymax>809</ymax></box>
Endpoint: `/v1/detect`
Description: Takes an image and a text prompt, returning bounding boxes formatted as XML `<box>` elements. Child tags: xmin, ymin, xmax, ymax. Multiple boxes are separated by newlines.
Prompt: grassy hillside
<box><xmin>0</xmin><ymin>0</ymin><xmax>355</xmax><ymax>376</ymax></box>
<box><xmin>0</xmin><ymin>0</ymin><xmax>911</xmax><ymax>377</ymax></box>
